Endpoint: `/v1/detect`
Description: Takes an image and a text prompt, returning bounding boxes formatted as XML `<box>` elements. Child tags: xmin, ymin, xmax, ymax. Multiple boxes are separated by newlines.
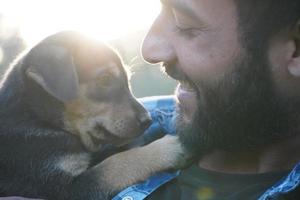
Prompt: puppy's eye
<box><xmin>99</xmin><ymin>74</ymin><xmax>113</xmax><ymax>85</ymax></box>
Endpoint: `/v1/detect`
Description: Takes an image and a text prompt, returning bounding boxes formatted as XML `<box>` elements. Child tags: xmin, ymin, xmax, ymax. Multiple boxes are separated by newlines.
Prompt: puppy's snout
<box><xmin>130</xmin><ymin>98</ymin><xmax>152</xmax><ymax>130</ymax></box>
<box><xmin>137</xmin><ymin>113</ymin><xmax>152</xmax><ymax>130</ymax></box>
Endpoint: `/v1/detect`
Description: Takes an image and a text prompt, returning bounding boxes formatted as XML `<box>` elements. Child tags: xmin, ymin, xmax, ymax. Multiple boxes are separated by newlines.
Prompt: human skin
<box><xmin>142</xmin><ymin>0</ymin><xmax>300</xmax><ymax>173</ymax></box>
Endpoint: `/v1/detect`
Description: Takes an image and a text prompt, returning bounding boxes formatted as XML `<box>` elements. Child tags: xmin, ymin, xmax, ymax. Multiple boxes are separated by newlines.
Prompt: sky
<box><xmin>0</xmin><ymin>0</ymin><xmax>161</xmax><ymax>45</ymax></box>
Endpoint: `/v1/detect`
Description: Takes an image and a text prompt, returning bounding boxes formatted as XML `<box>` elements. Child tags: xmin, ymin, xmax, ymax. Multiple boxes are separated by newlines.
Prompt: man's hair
<box><xmin>234</xmin><ymin>0</ymin><xmax>300</xmax><ymax>50</ymax></box>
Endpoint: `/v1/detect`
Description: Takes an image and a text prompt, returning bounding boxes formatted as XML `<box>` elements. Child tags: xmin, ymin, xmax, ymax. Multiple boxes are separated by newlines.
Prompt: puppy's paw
<box><xmin>147</xmin><ymin>135</ymin><xmax>194</xmax><ymax>170</ymax></box>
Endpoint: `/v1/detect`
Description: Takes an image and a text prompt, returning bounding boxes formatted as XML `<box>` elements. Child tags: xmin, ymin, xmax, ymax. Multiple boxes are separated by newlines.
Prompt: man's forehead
<box><xmin>160</xmin><ymin>0</ymin><xmax>200</xmax><ymax>20</ymax></box>
<box><xmin>160</xmin><ymin>0</ymin><xmax>238</xmax><ymax>26</ymax></box>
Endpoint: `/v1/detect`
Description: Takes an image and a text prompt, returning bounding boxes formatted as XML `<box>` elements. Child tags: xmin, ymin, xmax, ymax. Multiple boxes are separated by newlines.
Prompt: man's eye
<box><xmin>175</xmin><ymin>25</ymin><xmax>200</xmax><ymax>38</ymax></box>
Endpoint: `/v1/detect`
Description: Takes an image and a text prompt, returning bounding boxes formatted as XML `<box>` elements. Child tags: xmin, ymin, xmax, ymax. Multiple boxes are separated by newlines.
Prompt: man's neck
<box><xmin>198</xmin><ymin>134</ymin><xmax>300</xmax><ymax>174</ymax></box>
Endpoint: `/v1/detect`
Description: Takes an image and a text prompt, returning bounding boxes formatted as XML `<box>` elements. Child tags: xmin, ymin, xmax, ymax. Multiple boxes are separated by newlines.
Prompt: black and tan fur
<box><xmin>0</xmin><ymin>31</ymin><xmax>189</xmax><ymax>200</ymax></box>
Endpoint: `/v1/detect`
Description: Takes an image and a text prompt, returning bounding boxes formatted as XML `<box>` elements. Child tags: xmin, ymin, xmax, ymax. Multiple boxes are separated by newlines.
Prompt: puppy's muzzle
<box><xmin>132</xmin><ymin>99</ymin><xmax>152</xmax><ymax>130</ymax></box>
<box><xmin>137</xmin><ymin>112</ymin><xmax>152</xmax><ymax>130</ymax></box>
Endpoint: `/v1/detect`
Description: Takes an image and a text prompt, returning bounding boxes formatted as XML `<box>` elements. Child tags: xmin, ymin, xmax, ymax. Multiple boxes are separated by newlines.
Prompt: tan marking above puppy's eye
<box><xmin>112</xmin><ymin>68</ymin><xmax>121</xmax><ymax>77</ymax></box>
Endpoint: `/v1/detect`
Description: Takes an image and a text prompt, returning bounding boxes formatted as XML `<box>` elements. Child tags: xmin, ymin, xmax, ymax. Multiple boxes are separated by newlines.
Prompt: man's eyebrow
<box><xmin>160</xmin><ymin>0</ymin><xmax>199</xmax><ymax>19</ymax></box>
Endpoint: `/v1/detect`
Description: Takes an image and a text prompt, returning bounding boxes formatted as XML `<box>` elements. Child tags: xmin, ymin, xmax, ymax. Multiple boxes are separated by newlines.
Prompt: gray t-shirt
<box><xmin>147</xmin><ymin>165</ymin><xmax>288</xmax><ymax>200</ymax></box>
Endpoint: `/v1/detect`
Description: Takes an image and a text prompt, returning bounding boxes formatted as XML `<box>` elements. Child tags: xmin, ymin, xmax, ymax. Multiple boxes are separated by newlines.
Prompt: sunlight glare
<box><xmin>0</xmin><ymin>0</ymin><xmax>161</xmax><ymax>45</ymax></box>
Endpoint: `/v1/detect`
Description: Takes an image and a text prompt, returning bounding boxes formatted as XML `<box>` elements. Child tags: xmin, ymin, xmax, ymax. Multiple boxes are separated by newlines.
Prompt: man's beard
<box><xmin>177</xmin><ymin>50</ymin><xmax>300</xmax><ymax>158</ymax></box>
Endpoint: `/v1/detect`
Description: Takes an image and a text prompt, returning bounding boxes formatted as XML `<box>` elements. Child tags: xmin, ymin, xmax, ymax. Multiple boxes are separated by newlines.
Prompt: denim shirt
<box><xmin>113</xmin><ymin>95</ymin><xmax>300</xmax><ymax>200</ymax></box>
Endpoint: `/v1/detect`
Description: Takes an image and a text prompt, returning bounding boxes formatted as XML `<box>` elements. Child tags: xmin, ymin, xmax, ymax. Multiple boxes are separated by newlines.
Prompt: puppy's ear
<box><xmin>25</xmin><ymin>45</ymin><xmax>79</xmax><ymax>102</ymax></box>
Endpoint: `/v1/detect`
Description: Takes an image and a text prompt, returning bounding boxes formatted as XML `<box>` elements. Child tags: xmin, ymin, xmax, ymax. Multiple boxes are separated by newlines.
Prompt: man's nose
<box><xmin>141</xmin><ymin>15</ymin><xmax>176</xmax><ymax>64</ymax></box>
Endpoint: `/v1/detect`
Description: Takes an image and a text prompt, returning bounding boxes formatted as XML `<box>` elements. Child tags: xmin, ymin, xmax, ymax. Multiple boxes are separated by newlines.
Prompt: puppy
<box><xmin>0</xmin><ymin>31</ymin><xmax>189</xmax><ymax>200</ymax></box>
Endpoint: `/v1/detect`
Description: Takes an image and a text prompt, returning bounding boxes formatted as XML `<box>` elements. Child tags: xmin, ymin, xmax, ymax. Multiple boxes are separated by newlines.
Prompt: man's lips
<box><xmin>176</xmin><ymin>83</ymin><xmax>198</xmax><ymax>105</ymax></box>
<box><xmin>162</xmin><ymin>63</ymin><xmax>198</xmax><ymax>120</ymax></box>
<box><xmin>163</xmin><ymin>63</ymin><xmax>187</xmax><ymax>81</ymax></box>
<box><xmin>175</xmin><ymin>82</ymin><xmax>198</xmax><ymax>122</ymax></box>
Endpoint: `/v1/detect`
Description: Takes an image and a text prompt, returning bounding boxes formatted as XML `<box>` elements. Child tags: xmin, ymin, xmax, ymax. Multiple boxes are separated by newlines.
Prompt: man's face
<box><xmin>142</xmin><ymin>0</ymin><xmax>299</xmax><ymax>156</ymax></box>
<box><xmin>142</xmin><ymin>0</ymin><xmax>242</xmax><ymax>121</ymax></box>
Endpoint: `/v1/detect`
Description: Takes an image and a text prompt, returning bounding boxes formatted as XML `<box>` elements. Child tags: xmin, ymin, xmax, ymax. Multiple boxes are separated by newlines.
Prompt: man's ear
<box><xmin>25</xmin><ymin>44</ymin><xmax>79</xmax><ymax>102</ymax></box>
<box><xmin>287</xmin><ymin>20</ymin><xmax>300</xmax><ymax>76</ymax></box>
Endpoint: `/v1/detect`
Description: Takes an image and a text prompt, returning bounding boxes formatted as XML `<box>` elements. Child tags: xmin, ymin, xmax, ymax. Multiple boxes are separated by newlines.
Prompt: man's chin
<box><xmin>175</xmin><ymin>109</ymin><xmax>211</xmax><ymax>158</ymax></box>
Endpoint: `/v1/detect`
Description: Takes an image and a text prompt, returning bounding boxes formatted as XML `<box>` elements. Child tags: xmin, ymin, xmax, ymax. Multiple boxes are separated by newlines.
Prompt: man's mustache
<box><xmin>162</xmin><ymin>62</ymin><xmax>187</xmax><ymax>81</ymax></box>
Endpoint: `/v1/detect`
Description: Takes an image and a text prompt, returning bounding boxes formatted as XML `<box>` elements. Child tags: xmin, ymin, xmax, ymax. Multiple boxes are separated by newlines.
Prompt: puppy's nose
<box><xmin>138</xmin><ymin>113</ymin><xmax>152</xmax><ymax>130</ymax></box>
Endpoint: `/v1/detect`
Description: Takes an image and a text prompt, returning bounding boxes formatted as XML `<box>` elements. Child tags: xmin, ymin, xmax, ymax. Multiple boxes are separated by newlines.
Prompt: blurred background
<box><xmin>0</xmin><ymin>0</ymin><xmax>177</xmax><ymax>98</ymax></box>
